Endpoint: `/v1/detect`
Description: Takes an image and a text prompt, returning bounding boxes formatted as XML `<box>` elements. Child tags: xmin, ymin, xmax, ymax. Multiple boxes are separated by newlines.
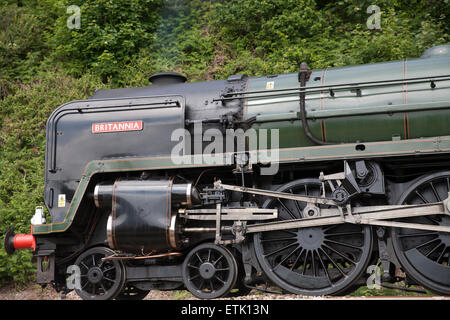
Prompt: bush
<box><xmin>50</xmin><ymin>0</ymin><xmax>162</xmax><ymax>83</ymax></box>
<box><xmin>0</xmin><ymin>70</ymin><xmax>105</xmax><ymax>285</ymax></box>
<box><xmin>0</xmin><ymin>4</ymin><xmax>47</xmax><ymax>82</ymax></box>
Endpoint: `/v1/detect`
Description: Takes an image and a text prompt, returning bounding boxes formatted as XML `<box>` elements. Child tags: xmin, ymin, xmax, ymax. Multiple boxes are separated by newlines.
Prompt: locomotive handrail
<box><xmin>214</xmin><ymin>74</ymin><xmax>450</xmax><ymax>101</ymax></box>
<box><xmin>254</xmin><ymin>100</ymin><xmax>450</xmax><ymax>122</ymax></box>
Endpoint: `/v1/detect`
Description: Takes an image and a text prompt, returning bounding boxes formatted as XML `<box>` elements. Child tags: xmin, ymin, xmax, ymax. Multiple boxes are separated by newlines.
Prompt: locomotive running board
<box><xmin>214</xmin><ymin>181</ymin><xmax>450</xmax><ymax>234</ymax></box>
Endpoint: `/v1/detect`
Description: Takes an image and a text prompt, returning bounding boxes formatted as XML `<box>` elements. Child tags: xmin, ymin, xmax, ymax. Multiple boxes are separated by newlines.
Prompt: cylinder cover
<box><xmin>99</xmin><ymin>179</ymin><xmax>197</xmax><ymax>253</ymax></box>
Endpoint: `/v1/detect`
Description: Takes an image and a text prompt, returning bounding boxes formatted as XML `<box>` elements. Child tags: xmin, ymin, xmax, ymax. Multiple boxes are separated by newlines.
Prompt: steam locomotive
<box><xmin>4</xmin><ymin>44</ymin><xmax>450</xmax><ymax>300</ymax></box>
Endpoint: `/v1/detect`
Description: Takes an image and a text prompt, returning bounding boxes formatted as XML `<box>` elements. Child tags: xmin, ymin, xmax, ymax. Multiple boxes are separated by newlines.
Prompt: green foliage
<box><xmin>0</xmin><ymin>70</ymin><xmax>105</xmax><ymax>285</ymax></box>
<box><xmin>351</xmin><ymin>285</ymin><xmax>434</xmax><ymax>297</ymax></box>
<box><xmin>0</xmin><ymin>5</ymin><xmax>46</xmax><ymax>82</ymax></box>
<box><xmin>50</xmin><ymin>0</ymin><xmax>162</xmax><ymax>83</ymax></box>
<box><xmin>0</xmin><ymin>0</ymin><xmax>450</xmax><ymax>288</ymax></box>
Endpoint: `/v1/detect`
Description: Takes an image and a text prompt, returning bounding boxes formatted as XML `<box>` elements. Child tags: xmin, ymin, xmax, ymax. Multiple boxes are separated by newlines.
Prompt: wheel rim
<box><xmin>74</xmin><ymin>247</ymin><xmax>125</xmax><ymax>300</ymax></box>
<box><xmin>391</xmin><ymin>171</ymin><xmax>450</xmax><ymax>295</ymax></box>
<box><xmin>182</xmin><ymin>243</ymin><xmax>238</xmax><ymax>299</ymax></box>
<box><xmin>253</xmin><ymin>179</ymin><xmax>373</xmax><ymax>296</ymax></box>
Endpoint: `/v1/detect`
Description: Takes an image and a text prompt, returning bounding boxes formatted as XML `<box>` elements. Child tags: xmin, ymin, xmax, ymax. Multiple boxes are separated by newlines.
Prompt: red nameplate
<box><xmin>92</xmin><ymin>120</ymin><xmax>143</xmax><ymax>133</ymax></box>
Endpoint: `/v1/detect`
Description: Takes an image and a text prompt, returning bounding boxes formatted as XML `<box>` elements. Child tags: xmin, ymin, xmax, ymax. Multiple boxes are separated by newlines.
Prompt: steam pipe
<box><xmin>298</xmin><ymin>62</ymin><xmax>331</xmax><ymax>145</ymax></box>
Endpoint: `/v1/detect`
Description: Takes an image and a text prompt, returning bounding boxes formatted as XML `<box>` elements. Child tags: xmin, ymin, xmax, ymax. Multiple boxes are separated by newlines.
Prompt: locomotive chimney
<box><xmin>149</xmin><ymin>72</ymin><xmax>187</xmax><ymax>85</ymax></box>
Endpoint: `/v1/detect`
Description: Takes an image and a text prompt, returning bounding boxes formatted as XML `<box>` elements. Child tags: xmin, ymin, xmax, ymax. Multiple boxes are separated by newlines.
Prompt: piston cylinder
<box><xmin>95</xmin><ymin>179</ymin><xmax>199</xmax><ymax>253</ymax></box>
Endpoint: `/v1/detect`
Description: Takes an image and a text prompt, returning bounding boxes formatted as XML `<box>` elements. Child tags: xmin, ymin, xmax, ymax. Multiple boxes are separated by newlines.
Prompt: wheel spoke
<box><xmin>311</xmin><ymin>250</ymin><xmax>317</xmax><ymax>277</ymax></box>
<box><xmin>398</xmin><ymin>231</ymin><xmax>438</xmax><ymax>238</ymax></box>
<box><xmin>322</xmin><ymin>243</ymin><xmax>356</xmax><ymax>265</ymax></box>
<box><xmin>324</xmin><ymin>239</ymin><xmax>362</xmax><ymax>250</ymax></box>
<box><xmin>260</xmin><ymin>236</ymin><xmax>297</xmax><ymax>243</ymax></box>
<box><xmin>325</xmin><ymin>231</ymin><xmax>363</xmax><ymax>237</ymax></box>
<box><xmin>103</xmin><ymin>276</ymin><xmax>116</xmax><ymax>283</ymax></box>
<box><xmin>290</xmin><ymin>248</ymin><xmax>305</xmax><ymax>271</ymax></box>
<box><xmin>207</xmin><ymin>249</ymin><xmax>211</xmax><ymax>262</ymax></box>
<box><xmin>436</xmin><ymin>246</ymin><xmax>448</xmax><ymax>263</ymax></box>
<box><xmin>81</xmin><ymin>280</ymin><xmax>89</xmax><ymax>290</ymax></box>
<box><xmin>415</xmin><ymin>237</ymin><xmax>440</xmax><ymax>250</ymax></box>
<box><xmin>301</xmin><ymin>250</ymin><xmax>309</xmax><ymax>275</ymax></box>
<box><xmin>429</xmin><ymin>182</ymin><xmax>441</xmax><ymax>202</ymax></box>
<box><xmin>215</xmin><ymin>267</ymin><xmax>230</xmax><ymax>271</ymax></box>
<box><xmin>214</xmin><ymin>275</ymin><xmax>226</xmax><ymax>285</ymax></box>
<box><xmin>188</xmin><ymin>274</ymin><xmax>200</xmax><ymax>281</ymax></box>
<box><xmin>316</xmin><ymin>249</ymin><xmax>332</xmax><ymax>285</ymax></box>
<box><xmin>415</xmin><ymin>190</ymin><xmax>429</xmax><ymax>203</ymax></box>
<box><xmin>80</xmin><ymin>262</ymin><xmax>89</xmax><ymax>270</ymax></box>
<box><xmin>323</xmin><ymin>224</ymin><xmax>340</xmax><ymax>232</ymax></box>
<box><xmin>102</xmin><ymin>266</ymin><xmax>115</xmax><ymax>273</ymax></box>
<box><xmin>289</xmin><ymin>189</ymin><xmax>303</xmax><ymax>218</ymax></box>
<box><xmin>425</xmin><ymin>242</ymin><xmax>443</xmax><ymax>258</ymax></box>
<box><xmin>273</xmin><ymin>245</ymin><xmax>301</xmax><ymax>269</ymax></box>
<box><xmin>212</xmin><ymin>255</ymin><xmax>223</xmax><ymax>266</ymax></box>
<box><xmin>424</xmin><ymin>215</ymin><xmax>440</xmax><ymax>225</ymax></box>
<box><xmin>195</xmin><ymin>252</ymin><xmax>203</xmax><ymax>264</ymax></box>
<box><xmin>264</xmin><ymin>241</ymin><xmax>297</xmax><ymax>258</ymax></box>
<box><xmin>320</xmin><ymin>247</ymin><xmax>347</xmax><ymax>277</ymax></box>
<box><xmin>277</xmin><ymin>198</ymin><xmax>296</xmax><ymax>220</ymax></box>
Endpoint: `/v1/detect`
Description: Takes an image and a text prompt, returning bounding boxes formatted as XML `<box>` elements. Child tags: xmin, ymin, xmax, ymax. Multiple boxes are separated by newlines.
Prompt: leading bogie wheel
<box><xmin>74</xmin><ymin>246</ymin><xmax>126</xmax><ymax>300</ymax></box>
<box><xmin>182</xmin><ymin>243</ymin><xmax>238</xmax><ymax>299</ymax></box>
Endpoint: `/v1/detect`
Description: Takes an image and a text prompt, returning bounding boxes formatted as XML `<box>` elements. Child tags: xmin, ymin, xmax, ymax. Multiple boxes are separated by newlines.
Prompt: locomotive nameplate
<box><xmin>92</xmin><ymin>120</ymin><xmax>143</xmax><ymax>133</ymax></box>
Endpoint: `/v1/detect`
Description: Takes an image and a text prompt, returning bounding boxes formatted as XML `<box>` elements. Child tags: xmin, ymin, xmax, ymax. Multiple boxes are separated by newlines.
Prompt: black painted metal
<box><xmin>149</xmin><ymin>72</ymin><xmax>187</xmax><ymax>85</ymax></box>
<box><xmin>3</xmin><ymin>228</ymin><xmax>15</xmax><ymax>255</ymax></box>
<box><xmin>391</xmin><ymin>171</ymin><xmax>450</xmax><ymax>295</ymax></box>
<box><xmin>108</xmin><ymin>179</ymin><xmax>174</xmax><ymax>253</ymax></box>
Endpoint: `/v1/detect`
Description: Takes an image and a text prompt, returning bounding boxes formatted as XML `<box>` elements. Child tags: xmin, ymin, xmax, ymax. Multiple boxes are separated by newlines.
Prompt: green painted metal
<box><xmin>246</xmin><ymin>54</ymin><xmax>450</xmax><ymax>144</ymax></box>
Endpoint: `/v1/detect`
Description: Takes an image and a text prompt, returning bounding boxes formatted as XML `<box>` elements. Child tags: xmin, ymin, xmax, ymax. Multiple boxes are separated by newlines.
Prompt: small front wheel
<box><xmin>74</xmin><ymin>247</ymin><xmax>125</xmax><ymax>300</ymax></box>
<box><xmin>182</xmin><ymin>243</ymin><xmax>238</xmax><ymax>299</ymax></box>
